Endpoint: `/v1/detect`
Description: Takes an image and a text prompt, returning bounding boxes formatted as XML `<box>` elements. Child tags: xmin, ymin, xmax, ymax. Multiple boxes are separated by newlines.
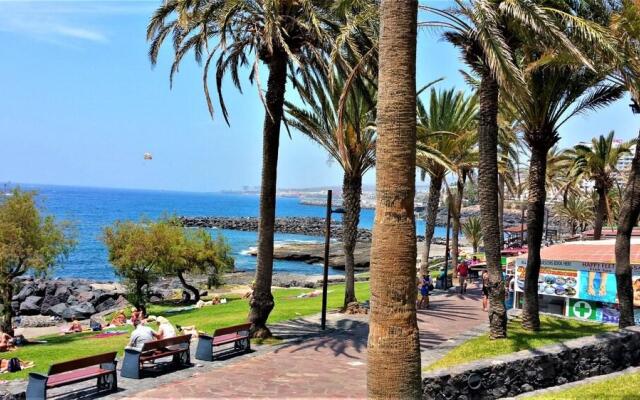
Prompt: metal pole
<box><xmin>321</xmin><ymin>190</ymin><xmax>332</xmax><ymax>330</ymax></box>
<box><xmin>545</xmin><ymin>207</ymin><xmax>550</xmax><ymax>242</ymax></box>
<box><xmin>443</xmin><ymin>207</ymin><xmax>451</xmax><ymax>290</ymax></box>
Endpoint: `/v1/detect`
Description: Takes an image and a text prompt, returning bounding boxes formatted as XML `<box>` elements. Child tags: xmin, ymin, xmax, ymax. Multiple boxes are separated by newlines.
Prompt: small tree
<box><xmin>462</xmin><ymin>216</ymin><xmax>483</xmax><ymax>254</ymax></box>
<box><xmin>181</xmin><ymin>230</ymin><xmax>235</xmax><ymax>300</ymax></box>
<box><xmin>0</xmin><ymin>189</ymin><xmax>75</xmax><ymax>335</ymax></box>
<box><xmin>102</xmin><ymin>220</ymin><xmax>177</xmax><ymax>314</ymax></box>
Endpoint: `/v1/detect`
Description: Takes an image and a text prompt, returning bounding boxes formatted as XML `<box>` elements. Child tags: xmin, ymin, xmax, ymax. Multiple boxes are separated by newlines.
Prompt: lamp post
<box><xmin>544</xmin><ymin>206</ymin><xmax>550</xmax><ymax>243</ymax></box>
<box><xmin>442</xmin><ymin>207</ymin><xmax>451</xmax><ymax>290</ymax></box>
<box><xmin>321</xmin><ymin>190</ymin><xmax>345</xmax><ymax>330</ymax></box>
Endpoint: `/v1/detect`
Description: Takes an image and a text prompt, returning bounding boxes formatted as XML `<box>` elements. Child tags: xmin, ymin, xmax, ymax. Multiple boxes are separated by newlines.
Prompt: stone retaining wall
<box><xmin>422</xmin><ymin>326</ymin><xmax>640</xmax><ymax>400</ymax></box>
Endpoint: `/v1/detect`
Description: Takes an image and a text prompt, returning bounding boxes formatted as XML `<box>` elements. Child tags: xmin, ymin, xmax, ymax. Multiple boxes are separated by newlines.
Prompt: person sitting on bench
<box><xmin>155</xmin><ymin>317</ymin><xmax>176</xmax><ymax>340</ymax></box>
<box><xmin>128</xmin><ymin>319</ymin><xmax>158</xmax><ymax>349</ymax></box>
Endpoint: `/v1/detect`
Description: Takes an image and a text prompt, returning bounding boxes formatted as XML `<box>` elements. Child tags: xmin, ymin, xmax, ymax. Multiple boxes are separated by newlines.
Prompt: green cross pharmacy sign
<box><xmin>568</xmin><ymin>299</ymin><xmax>598</xmax><ymax>321</ymax></box>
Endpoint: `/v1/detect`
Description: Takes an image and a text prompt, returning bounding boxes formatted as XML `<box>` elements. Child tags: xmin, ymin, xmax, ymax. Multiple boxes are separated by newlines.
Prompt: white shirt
<box><xmin>129</xmin><ymin>325</ymin><xmax>155</xmax><ymax>348</ymax></box>
<box><xmin>158</xmin><ymin>322</ymin><xmax>176</xmax><ymax>339</ymax></box>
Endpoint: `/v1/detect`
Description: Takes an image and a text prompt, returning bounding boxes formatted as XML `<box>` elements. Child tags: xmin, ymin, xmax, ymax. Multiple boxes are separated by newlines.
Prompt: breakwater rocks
<box><xmin>180</xmin><ymin>216</ymin><xmax>373</xmax><ymax>241</ymax></box>
<box><xmin>10</xmin><ymin>278</ymin><xmax>129</xmax><ymax>323</ymax></box>
<box><xmin>247</xmin><ymin>241</ymin><xmax>372</xmax><ymax>270</ymax></box>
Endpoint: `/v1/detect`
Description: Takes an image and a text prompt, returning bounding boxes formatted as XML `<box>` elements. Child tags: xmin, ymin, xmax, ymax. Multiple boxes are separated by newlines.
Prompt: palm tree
<box><xmin>617</xmin><ymin>138</ymin><xmax>640</xmax><ymax>328</ymax></box>
<box><xmin>609</xmin><ymin>0</ymin><xmax>640</xmax><ymax>328</ymax></box>
<box><xmin>462</xmin><ymin>216</ymin><xmax>483</xmax><ymax>253</ymax></box>
<box><xmin>513</xmin><ymin>67</ymin><xmax>624</xmax><ymax>330</ymax></box>
<box><xmin>285</xmin><ymin>74</ymin><xmax>376</xmax><ymax>308</ymax></box>
<box><xmin>367</xmin><ymin>0</ymin><xmax>421</xmax><ymax>397</ymax></box>
<box><xmin>422</xmin><ymin>0</ymin><xmax>597</xmax><ymax>339</ymax></box>
<box><xmin>416</xmin><ymin>88</ymin><xmax>477</xmax><ymax>277</ymax></box>
<box><xmin>448</xmin><ymin>122</ymin><xmax>478</xmax><ymax>272</ymax></box>
<box><xmin>565</xmin><ymin>132</ymin><xmax>634</xmax><ymax>240</ymax></box>
<box><xmin>147</xmin><ymin>0</ymin><xmax>347</xmax><ymax>338</ymax></box>
<box><xmin>553</xmin><ymin>194</ymin><xmax>594</xmax><ymax>235</ymax></box>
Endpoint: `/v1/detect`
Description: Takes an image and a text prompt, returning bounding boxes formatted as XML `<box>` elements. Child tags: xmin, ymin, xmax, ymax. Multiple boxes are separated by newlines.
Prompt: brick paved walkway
<box><xmin>120</xmin><ymin>283</ymin><xmax>487</xmax><ymax>399</ymax></box>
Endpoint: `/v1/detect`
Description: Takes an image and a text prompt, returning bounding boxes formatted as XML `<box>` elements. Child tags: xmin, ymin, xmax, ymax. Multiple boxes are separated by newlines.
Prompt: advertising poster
<box><xmin>515</xmin><ymin>264</ymin><xmax>579</xmax><ymax>299</ymax></box>
<box><xmin>515</xmin><ymin>257</ymin><xmax>640</xmax><ymax>305</ymax></box>
<box><xmin>578</xmin><ymin>270</ymin><xmax>618</xmax><ymax>303</ymax></box>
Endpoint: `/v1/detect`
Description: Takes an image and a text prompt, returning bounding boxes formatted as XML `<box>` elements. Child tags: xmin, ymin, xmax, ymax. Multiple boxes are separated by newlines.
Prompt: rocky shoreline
<box><xmin>7</xmin><ymin>270</ymin><xmax>363</xmax><ymax>328</ymax></box>
<box><xmin>247</xmin><ymin>241</ymin><xmax>372</xmax><ymax>270</ymax></box>
<box><xmin>10</xmin><ymin>277</ymin><xmax>129</xmax><ymax>323</ymax></box>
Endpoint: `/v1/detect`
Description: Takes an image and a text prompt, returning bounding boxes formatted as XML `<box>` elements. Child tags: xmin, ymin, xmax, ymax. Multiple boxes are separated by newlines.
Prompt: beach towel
<box><xmin>90</xmin><ymin>331</ymin><xmax>128</xmax><ymax>339</ymax></box>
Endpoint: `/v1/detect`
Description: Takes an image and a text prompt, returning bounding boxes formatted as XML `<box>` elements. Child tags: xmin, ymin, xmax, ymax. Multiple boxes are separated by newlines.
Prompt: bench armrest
<box><xmin>27</xmin><ymin>372</ymin><xmax>49</xmax><ymax>399</ymax></box>
<box><xmin>195</xmin><ymin>334</ymin><xmax>214</xmax><ymax>362</ymax></box>
<box><xmin>124</xmin><ymin>346</ymin><xmax>142</xmax><ymax>354</ymax></box>
<box><xmin>121</xmin><ymin>348</ymin><xmax>143</xmax><ymax>379</ymax></box>
<box><xmin>100</xmin><ymin>359</ymin><xmax>117</xmax><ymax>371</ymax></box>
<box><xmin>28</xmin><ymin>372</ymin><xmax>49</xmax><ymax>380</ymax></box>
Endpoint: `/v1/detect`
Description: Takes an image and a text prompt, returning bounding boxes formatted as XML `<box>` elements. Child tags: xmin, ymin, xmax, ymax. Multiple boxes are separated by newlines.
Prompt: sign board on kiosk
<box><xmin>514</xmin><ymin>240</ymin><xmax>640</xmax><ymax>323</ymax></box>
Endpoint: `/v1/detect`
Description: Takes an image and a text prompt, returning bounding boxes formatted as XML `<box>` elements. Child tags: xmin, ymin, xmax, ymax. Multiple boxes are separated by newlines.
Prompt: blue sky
<box><xmin>0</xmin><ymin>1</ymin><xmax>638</xmax><ymax>193</ymax></box>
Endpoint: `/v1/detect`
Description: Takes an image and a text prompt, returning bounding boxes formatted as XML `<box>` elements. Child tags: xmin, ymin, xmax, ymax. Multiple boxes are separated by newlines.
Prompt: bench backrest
<box><xmin>213</xmin><ymin>323</ymin><xmax>251</xmax><ymax>337</ymax></box>
<box><xmin>48</xmin><ymin>352</ymin><xmax>117</xmax><ymax>376</ymax></box>
<box><xmin>140</xmin><ymin>334</ymin><xmax>191</xmax><ymax>352</ymax></box>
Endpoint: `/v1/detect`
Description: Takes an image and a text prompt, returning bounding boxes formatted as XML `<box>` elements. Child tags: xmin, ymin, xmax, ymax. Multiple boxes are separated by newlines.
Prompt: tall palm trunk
<box><xmin>0</xmin><ymin>281</ymin><xmax>14</xmax><ymax>336</ymax></box>
<box><xmin>616</xmin><ymin>136</ymin><xmax>640</xmax><ymax>328</ymax></box>
<box><xmin>451</xmin><ymin>175</ymin><xmax>465</xmax><ymax>269</ymax></box>
<box><xmin>342</xmin><ymin>173</ymin><xmax>362</xmax><ymax>307</ymax></box>
<box><xmin>498</xmin><ymin>175</ymin><xmax>505</xmax><ymax>249</ymax></box>
<box><xmin>594</xmin><ymin>185</ymin><xmax>607</xmax><ymax>240</ymax></box>
<box><xmin>477</xmin><ymin>73</ymin><xmax>507</xmax><ymax>339</ymax></box>
<box><xmin>522</xmin><ymin>142</ymin><xmax>550</xmax><ymax>331</ymax></box>
<box><xmin>420</xmin><ymin>174</ymin><xmax>443</xmax><ymax>276</ymax></box>
<box><xmin>367</xmin><ymin>0</ymin><xmax>422</xmax><ymax>397</ymax></box>
<box><xmin>249</xmin><ymin>53</ymin><xmax>287</xmax><ymax>339</ymax></box>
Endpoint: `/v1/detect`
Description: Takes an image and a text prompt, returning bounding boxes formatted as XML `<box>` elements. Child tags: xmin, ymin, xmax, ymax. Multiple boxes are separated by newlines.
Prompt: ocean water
<box><xmin>16</xmin><ymin>184</ymin><xmax>446</xmax><ymax>281</ymax></box>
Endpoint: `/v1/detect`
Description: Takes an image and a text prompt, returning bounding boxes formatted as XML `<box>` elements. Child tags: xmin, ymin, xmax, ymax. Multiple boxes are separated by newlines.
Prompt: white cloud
<box><xmin>53</xmin><ymin>25</ymin><xmax>108</xmax><ymax>43</ymax></box>
<box><xmin>0</xmin><ymin>1</ymin><xmax>154</xmax><ymax>46</ymax></box>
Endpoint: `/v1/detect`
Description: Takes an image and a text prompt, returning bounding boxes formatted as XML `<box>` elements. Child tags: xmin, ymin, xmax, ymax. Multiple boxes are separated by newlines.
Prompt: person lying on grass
<box><xmin>110</xmin><ymin>311</ymin><xmax>127</xmax><ymax>327</ymax></box>
<box><xmin>61</xmin><ymin>320</ymin><xmax>83</xmax><ymax>334</ymax></box>
<box><xmin>0</xmin><ymin>327</ymin><xmax>15</xmax><ymax>352</ymax></box>
<box><xmin>0</xmin><ymin>358</ymin><xmax>34</xmax><ymax>373</ymax></box>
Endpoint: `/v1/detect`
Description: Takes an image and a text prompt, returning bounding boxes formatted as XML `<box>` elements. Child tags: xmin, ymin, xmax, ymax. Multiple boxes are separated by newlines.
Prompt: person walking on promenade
<box><xmin>418</xmin><ymin>275</ymin><xmax>432</xmax><ymax>309</ymax></box>
<box><xmin>481</xmin><ymin>270</ymin><xmax>490</xmax><ymax>312</ymax></box>
<box><xmin>456</xmin><ymin>260</ymin><xmax>469</xmax><ymax>294</ymax></box>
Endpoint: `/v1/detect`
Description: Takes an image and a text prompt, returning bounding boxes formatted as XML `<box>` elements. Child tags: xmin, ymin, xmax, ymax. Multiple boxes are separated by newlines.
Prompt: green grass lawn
<box><xmin>2</xmin><ymin>282</ymin><xmax>370</xmax><ymax>381</ymax></box>
<box><xmin>528</xmin><ymin>371</ymin><xmax>640</xmax><ymax>399</ymax></box>
<box><xmin>425</xmin><ymin>316</ymin><xmax>615</xmax><ymax>372</ymax></box>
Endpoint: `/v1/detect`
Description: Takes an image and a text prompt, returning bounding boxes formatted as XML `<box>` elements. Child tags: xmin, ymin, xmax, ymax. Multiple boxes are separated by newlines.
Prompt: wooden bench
<box><xmin>26</xmin><ymin>352</ymin><xmax>117</xmax><ymax>399</ymax></box>
<box><xmin>120</xmin><ymin>334</ymin><xmax>191</xmax><ymax>379</ymax></box>
<box><xmin>195</xmin><ymin>323</ymin><xmax>251</xmax><ymax>362</ymax></box>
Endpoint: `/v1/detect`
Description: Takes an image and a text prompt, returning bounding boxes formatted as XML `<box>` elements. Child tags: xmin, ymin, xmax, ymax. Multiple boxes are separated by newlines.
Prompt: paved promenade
<box><xmin>117</xmin><ymin>284</ymin><xmax>487</xmax><ymax>399</ymax></box>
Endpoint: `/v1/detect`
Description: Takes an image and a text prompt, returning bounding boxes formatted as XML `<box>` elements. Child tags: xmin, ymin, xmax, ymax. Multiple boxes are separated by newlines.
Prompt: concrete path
<box><xmin>113</xmin><ymin>283</ymin><xmax>488</xmax><ymax>399</ymax></box>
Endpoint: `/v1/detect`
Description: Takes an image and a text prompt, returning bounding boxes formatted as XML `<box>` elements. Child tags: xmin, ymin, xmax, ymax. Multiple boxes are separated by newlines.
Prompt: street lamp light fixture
<box><xmin>630</xmin><ymin>100</ymin><xmax>640</xmax><ymax>114</ymax></box>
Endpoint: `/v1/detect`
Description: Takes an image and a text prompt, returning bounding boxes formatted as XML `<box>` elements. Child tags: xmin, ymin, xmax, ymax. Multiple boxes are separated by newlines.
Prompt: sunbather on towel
<box><xmin>0</xmin><ymin>327</ymin><xmax>14</xmax><ymax>352</ymax></box>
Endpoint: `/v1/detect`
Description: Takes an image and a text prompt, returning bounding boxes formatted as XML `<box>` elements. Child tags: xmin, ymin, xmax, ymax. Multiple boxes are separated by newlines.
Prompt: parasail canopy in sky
<box><xmin>143</xmin><ymin>152</ymin><xmax>153</xmax><ymax>160</ymax></box>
